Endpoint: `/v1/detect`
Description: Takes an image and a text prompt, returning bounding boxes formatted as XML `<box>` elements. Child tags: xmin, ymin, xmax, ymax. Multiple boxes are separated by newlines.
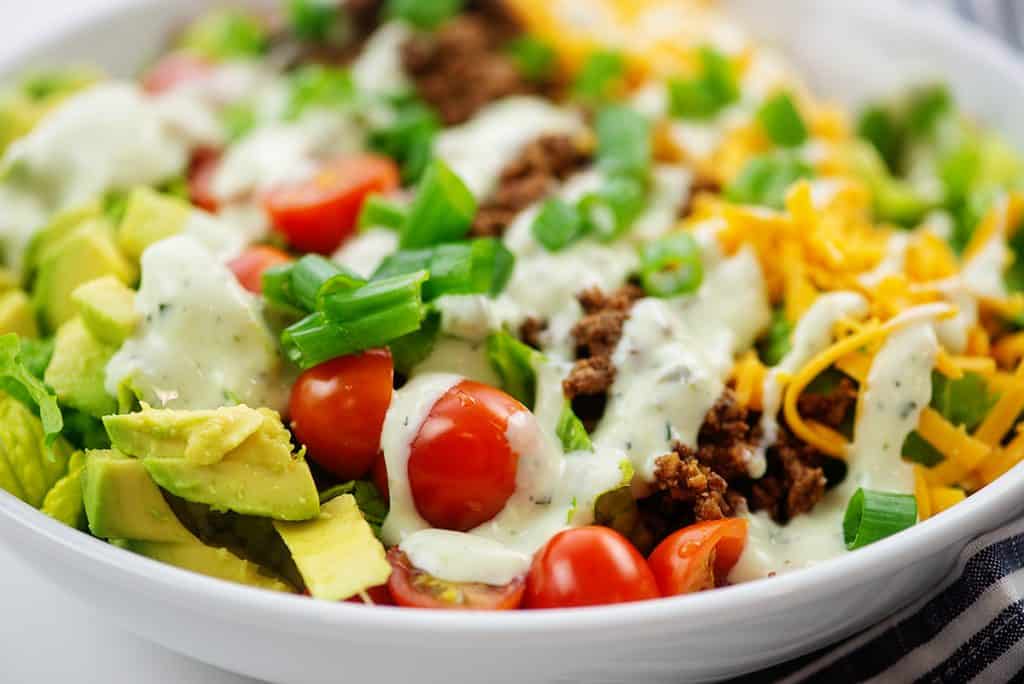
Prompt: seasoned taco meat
<box><xmin>562</xmin><ymin>285</ymin><xmax>645</xmax><ymax>399</ymax></box>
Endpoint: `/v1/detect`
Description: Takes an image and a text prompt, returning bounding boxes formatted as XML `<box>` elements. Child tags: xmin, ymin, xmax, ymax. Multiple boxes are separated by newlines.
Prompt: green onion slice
<box><xmin>399</xmin><ymin>159</ymin><xmax>477</xmax><ymax>248</ymax></box>
<box><xmin>387</xmin><ymin>0</ymin><xmax>464</xmax><ymax>29</ymax></box>
<box><xmin>373</xmin><ymin>239</ymin><xmax>514</xmax><ymax>300</ymax></box>
<box><xmin>291</xmin><ymin>255</ymin><xmax>353</xmax><ymax>312</ymax></box>
<box><xmin>357</xmin><ymin>195</ymin><xmax>408</xmax><ymax>231</ymax></box>
<box><xmin>572</xmin><ymin>50</ymin><xmax>626</xmax><ymax>104</ymax></box>
<box><xmin>320</xmin><ymin>270</ymin><xmax>428</xmax><ymax>323</ymax></box>
<box><xmin>842</xmin><ymin>488</ymin><xmax>918</xmax><ymax>550</ymax></box>
<box><xmin>758</xmin><ymin>91</ymin><xmax>808</xmax><ymax>148</ymax></box>
<box><xmin>595</xmin><ymin>105</ymin><xmax>652</xmax><ymax>182</ymax></box>
<box><xmin>639</xmin><ymin>233</ymin><xmax>703</xmax><ymax>297</ymax></box>
<box><xmin>506</xmin><ymin>36</ymin><xmax>556</xmax><ymax>83</ymax></box>
<box><xmin>532</xmin><ymin>198</ymin><xmax>585</xmax><ymax>252</ymax></box>
<box><xmin>666</xmin><ymin>46</ymin><xmax>738</xmax><ymax>120</ymax></box>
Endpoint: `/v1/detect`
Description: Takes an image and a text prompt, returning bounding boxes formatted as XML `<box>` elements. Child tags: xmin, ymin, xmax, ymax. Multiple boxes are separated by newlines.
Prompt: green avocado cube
<box><xmin>274</xmin><ymin>494</ymin><xmax>392</xmax><ymax>601</ymax></box>
<box><xmin>71</xmin><ymin>276</ymin><xmax>138</xmax><ymax>345</ymax></box>
<box><xmin>81</xmin><ymin>449</ymin><xmax>193</xmax><ymax>542</ymax></box>
<box><xmin>117</xmin><ymin>187</ymin><xmax>192</xmax><ymax>261</ymax></box>
<box><xmin>41</xmin><ymin>450</ymin><xmax>87</xmax><ymax>528</ymax></box>
<box><xmin>44</xmin><ymin>317</ymin><xmax>117</xmax><ymax>417</ymax></box>
<box><xmin>104</xmin><ymin>405</ymin><xmax>320</xmax><ymax>522</ymax></box>
<box><xmin>32</xmin><ymin>218</ymin><xmax>137</xmax><ymax>332</ymax></box>
<box><xmin>0</xmin><ymin>289</ymin><xmax>38</xmax><ymax>338</ymax></box>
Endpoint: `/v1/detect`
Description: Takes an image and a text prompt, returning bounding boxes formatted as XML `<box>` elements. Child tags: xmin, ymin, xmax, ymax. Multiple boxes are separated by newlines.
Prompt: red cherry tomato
<box><xmin>142</xmin><ymin>52</ymin><xmax>211</xmax><ymax>94</ymax></box>
<box><xmin>263</xmin><ymin>155</ymin><xmax>400</xmax><ymax>254</ymax></box>
<box><xmin>344</xmin><ymin>583</ymin><xmax>395</xmax><ymax>606</ymax></box>
<box><xmin>289</xmin><ymin>350</ymin><xmax>393</xmax><ymax>480</ymax></box>
<box><xmin>188</xmin><ymin>148</ymin><xmax>222</xmax><ymax>212</ymax></box>
<box><xmin>524</xmin><ymin>526</ymin><xmax>660</xmax><ymax>609</ymax></box>
<box><xmin>407</xmin><ymin>381</ymin><xmax>524</xmax><ymax>532</ymax></box>
<box><xmin>386</xmin><ymin>549</ymin><xmax>525</xmax><ymax>610</ymax></box>
<box><xmin>372</xmin><ymin>452</ymin><xmax>389</xmax><ymax>503</ymax></box>
<box><xmin>227</xmin><ymin>245</ymin><xmax>292</xmax><ymax>293</ymax></box>
<box><xmin>647</xmin><ymin>519</ymin><xmax>749</xmax><ymax>597</ymax></box>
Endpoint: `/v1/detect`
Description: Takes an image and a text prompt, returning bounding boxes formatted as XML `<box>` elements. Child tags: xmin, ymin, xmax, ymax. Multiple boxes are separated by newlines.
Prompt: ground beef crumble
<box><xmin>401</xmin><ymin>2</ymin><xmax>534</xmax><ymax>125</ymax></box>
<box><xmin>562</xmin><ymin>285</ymin><xmax>645</xmax><ymax>400</ymax></box>
<box><xmin>472</xmin><ymin>134</ymin><xmax>593</xmax><ymax>237</ymax></box>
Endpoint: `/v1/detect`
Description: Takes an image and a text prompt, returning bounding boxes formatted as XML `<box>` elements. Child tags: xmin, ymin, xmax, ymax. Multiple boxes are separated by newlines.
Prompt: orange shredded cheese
<box><xmin>730</xmin><ymin>351</ymin><xmax>766</xmax><ymax>411</ymax></box>
<box><xmin>914</xmin><ymin>466</ymin><xmax>932</xmax><ymax>521</ymax></box>
<box><xmin>929</xmin><ymin>487</ymin><xmax>967</xmax><ymax>514</ymax></box>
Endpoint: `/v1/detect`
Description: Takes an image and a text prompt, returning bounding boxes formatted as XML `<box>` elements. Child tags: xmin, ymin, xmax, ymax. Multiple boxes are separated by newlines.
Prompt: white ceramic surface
<box><xmin>2</xmin><ymin>1</ymin><xmax>1024</xmax><ymax>682</ymax></box>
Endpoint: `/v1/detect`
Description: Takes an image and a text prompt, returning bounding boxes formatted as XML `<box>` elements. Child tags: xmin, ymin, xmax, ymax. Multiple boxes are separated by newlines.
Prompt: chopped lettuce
<box><xmin>319</xmin><ymin>480</ymin><xmax>388</xmax><ymax>538</ymax></box>
<box><xmin>725</xmin><ymin>152</ymin><xmax>814</xmax><ymax>210</ymax></box>
<box><xmin>0</xmin><ymin>334</ymin><xmax>62</xmax><ymax>443</ymax></box>
<box><xmin>486</xmin><ymin>331</ymin><xmax>541</xmax><ymax>408</ymax></box>
<box><xmin>930</xmin><ymin>371</ymin><xmax>998</xmax><ymax>433</ymax></box>
<box><xmin>556</xmin><ymin>402</ymin><xmax>592</xmax><ymax>453</ymax></box>
<box><xmin>757</xmin><ymin>307</ymin><xmax>792</xmax><ymax>366</ymax></box>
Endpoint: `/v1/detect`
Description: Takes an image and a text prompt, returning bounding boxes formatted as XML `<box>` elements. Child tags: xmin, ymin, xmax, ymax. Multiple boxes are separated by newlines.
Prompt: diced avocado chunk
<box><xmin>0</xmin><ymin>269</ymin><xmax>18</xmax><ymax>292</ymax></box>
<box><xmin>82</xmin><ymin>449</ymin><xmax>192</xmax><ymax>541</ymax></box>
<box><xmin>0</xmin><ymin>392</ymin><xmax>72</xmax><ymax>507</ymax></box>
<box><xmin>82</xmin><ymin>451</ymin><xmax>292</xmax><ymax>592</ymax></box>
<box><xmin>41</xmin><ymin>450</ymin><xmax>87</xmax><ymax>528</ymax></box>
<box><xmin>22</xmin><ymin>201</ymin><xmax>102</xmax><ymax>279</ymax></box>
<box><xmin>71</xmin><ymin>276</ymin><xmax>138</xmax><ymax>345</ymax></box>
<box><xmin>104</xmin><ymin>405</ymin><xmax>320</xmax><ymax>521</ymax></box>
<box><xmin>44</xmin><ymin>317</ymin><xmax>117</xmax><ymax>417</ymax></box>
<box><xmin>32</xmin><ymin>218</ymin><xmax>137</xmax><ymax>332</ymax></box>
<box><xmin>0</xmin><ymin>290</ymin><xmax>38</xmax><ymax>337</ymax></box>
<box><xmin>273</xmin><ymin>494</ymin><xmax>391</xmax><ymax>601</ymax></box>
<box><xmin>116</xmin><ymin>187</ymin><xmax>192</xmax><ymax>261</ymax></box>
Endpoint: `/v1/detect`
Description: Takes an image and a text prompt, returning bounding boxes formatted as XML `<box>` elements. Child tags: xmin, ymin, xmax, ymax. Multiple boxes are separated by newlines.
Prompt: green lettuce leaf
<box><xmin>0</xmin><ymin>334</ymin><xmax>62</xmax><ymax>442</ymax></box>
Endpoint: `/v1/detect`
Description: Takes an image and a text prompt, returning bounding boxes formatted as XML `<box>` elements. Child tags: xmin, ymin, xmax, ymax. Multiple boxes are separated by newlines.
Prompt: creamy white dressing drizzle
<box><xmin>211</xmin><ymin>109</ymin><xmax>364</xmax><ymax>201</ymax></box>
<box><xmin>961</xmin><ymin>231</ymin><xmax>1010</xmax><ymax>299</ymax></box>
<box><xmin>858</xmin><ymin>233</ymin><xmax>910</xmax><ymax>288</ymax></box>
<box><xmin>351</xmin><ymin>22</ymin><xmax>413</xmax><ymax>95</ymax></box>
<box><xmin>332</xmin><ymin>227</ymin><xmax>399</xmax><ymax>278</ymax></box>
<box><xmin>594</xmin><ymin>246</ymin><xmax>770</xmax><ymax>480</ymax></box>
<box><xmin>182</xmin><ymin>209</ymin><xmax>247</xmax><ymax>262</ymax></box>
<box><xmin>2</xmin><ymin>83</ymin><xmax>188</xmax><ymax>211</ymax></box>
<box><xmin>0</xmin><ymin>185</ymin><xmax>46</xmax><ymax>276</ymax></box>
<box><xmin>758</xmin><ymin>292</ymin><xmax>868</xmax><ymax>469</ymax></box>
<box><xmin>105</xmin><ymin>236</ymin><xmax>290</xmax><ymax>412</ymax></box>
<box><xmin>731</xmin><ymin>321</ymin><xmax>938</xmax><ymax>581</ymax></box>
<box><xmin>433</xmin><ymin>97</ymin><xmax>583</xmax><ymax>199</ymax></box>
<box><xmin>410</xmin><ymin>337</ymin><xmax>501</xmax><ymax>387</ymax></box>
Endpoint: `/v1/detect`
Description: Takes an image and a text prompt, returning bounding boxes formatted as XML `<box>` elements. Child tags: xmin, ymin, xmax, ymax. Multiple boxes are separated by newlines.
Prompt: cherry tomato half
<box><xmin>344</xmin><ymin>583</ymin><xmax>395</xmax><ymax>606</ymax></box>
<box><xmin>289</xmin><ymin>349</ymin><xmax>394</xmax><ymax>480</ymax></box>
<box><xmin>142</xmin><ymin>52</ymin><xmax>211</xmax><ymax>94</ymax></box>
<box><xmin>188</xmin><ymin>148</ymin><xmax>222</xmax><ymax>212</ymax></box>
<box><xmin>647</xmin><ymin>519</ymin><xmax>749</xmax><ymax>597</ymax></box>
<box><xmin>524</xmin><ymin>526</ymin><xmax>660</xmax><ymax>609</ymax></box>
<box><xmin>227</xmin><ymin>245</ymin><xmax>292</xmax><ymax>293</ymax></box>
<box><xmin>263</xmin><ymin>155</ymin><xmax>400</xmax><ymax>255</ymax></box>
<box><xmin>372</xmin><ymin>451</ymin><xmax>389</xmax><ymax>503</ymax></box>
<box><xmin>386</xmin><ymin>549</ymin><xmax>525</xmax><ymax>610</ymax></box>
<box><xmin>407</xmin><ymin>381</ymin><xmax>524</xmax><ymax>532</ymax></box>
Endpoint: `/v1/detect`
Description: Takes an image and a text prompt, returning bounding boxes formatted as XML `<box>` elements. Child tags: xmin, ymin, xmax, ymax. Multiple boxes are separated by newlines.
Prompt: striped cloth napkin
<box><xmin>740</xmin><ymin>3</ymin><xmax>1024</xmax><ymax>682</ymax></box>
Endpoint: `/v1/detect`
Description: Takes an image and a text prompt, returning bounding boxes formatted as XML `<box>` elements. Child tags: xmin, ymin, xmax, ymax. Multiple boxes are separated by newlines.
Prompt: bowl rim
<box><xmin>3</xmin><ymin>0</ymin><xmax>1024</xmax><ymax>639</ymax></box>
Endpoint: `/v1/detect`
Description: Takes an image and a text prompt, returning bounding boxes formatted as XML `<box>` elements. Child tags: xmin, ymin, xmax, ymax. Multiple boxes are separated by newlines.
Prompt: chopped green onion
<box><xmin>506</xmin><ymin>37</ymin><xmax>557</xmax><ymax>83</ymax></box>
<box><xmin>286</xmin><ymin>65</ymin><xmax>354</xmax><ymax>120</ymax></box>
<box><xmin>901</xmin><ymin>431</ymin><xmax>945</xmax><ymax>467</ymax></box>
<box><xmin>283</xmin><ymin>270</ymin><xmax>428</xmax><ymax>369</ymax></box>
<box><xmin>557</xmin><ymin>402</ymin><xmax>592</xmax><ymax>452</ymax></box>
<box><xmin>857</xmin><ymin>106</ymin><xmax>904</xmax><ymax>173</ymax></box>
<box><xmin>667</xmin><ymin>46</ymin><xmax>738</xmax><ymax>120</ymax></box>
<box><xmin>387</xmin><ymin>0</ymin><xmax>463</xmax><ymax>29</ymax></box>
<box><xmin>930</xmin><ymin>371</ymin><xmax>998</xmax><ymax>432</ymax></box>
<box><xmin>486</xmin><ymin>331</ymin><xmax>541</xmax><ymax>408</ymax></box>
<box><xmin>262</xmin><ymin>257</ymin><xmax>365</xmax><ymax>313</ymax></box>
<box><xmin>580</xmin><ymin>175</ymin><xmax>648</xmax><ymax>242</ymax></box>
<box><xmin>725</xmin><ymin>152</ymin><xmax>814</xmax><ymax>210</ymax></box>
<box><xmin>287</xmin><ymin>0</ymin><xmax>339</xmax><ymax>42</ymax></box>
<box><xmin>373</xmin><ymin>239</ymin><xmax>514</xmax><ymax>300</ymax></box>
<box><xmin>905</xmin><ymin>84</ymin><xmax>953</xmax><ymax>137</ymax></box>
<box><xmin>358</xmin><ymin>195</ymin><xmax>408</xmax><ymax>231</ymax></box>
<box><xmin>595</xmin><ymin>105</ymin><xmax>652</xmax><ymax>181</ymax></box>
<box><xmin>0</xmin><ymin>334</ymin><xmax>62</xmax><ymax>443</ymax></box>
<box><xmin>757</xmin><ymin>307</ymin><xmax>793</xmax><ymax>366</ymax></box>
<box><xmin>179</xmin><ymin>8</ymin><xmax>268</xmax><ymax>60</ymax></box>
<box><xmin>261</xmin><ymin>263</ymin><xmax>298</xmax><ymax>311</ymax></box>
<box><xmin>389</xmin><ymin>311</ymin><xmax>440</xmax><ymax>376</ymax></box>
<box><xmin>842</xmin><ymin>488</ymin><xmax>917</xmax><ymax>550</ymax></box>
<box><xmin>757</xmin><ymin>92</ymin><xmax>808</xmax><ymax>148</ymax></box>
<box><xmin>399</xmin><ymin>159</ymin><xmax>477</xmax><ymax>248</ymax></box>
<box><xmin>368</xmin><ymin>97</ymin><xmax>439</xmax><ymax>184</ymax></box>
<box><xmin>320</xmin><ymin>270</ymin><xmax>428</xmax><ymax>322</ymax></box>
<box><xmin>573</xmin><ymin>50</ymin><xmax>627</xmax><ymax>104</ymax></box>
<box><xmin>532</xmin><ymin>198</ymin><xmax>585</xmax><ymax>252</ymax></box>
<box><xmin>639</xmin><ymin>233</ymin><xmax>703</xmax><ymax>297</ymax></box>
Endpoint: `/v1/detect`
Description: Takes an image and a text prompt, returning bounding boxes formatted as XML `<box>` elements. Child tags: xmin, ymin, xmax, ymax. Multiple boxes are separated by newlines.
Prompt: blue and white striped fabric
<box><xmin>737</xmin><ymin>3</ymin><xmax>1024</xmax><ymax>682</ymax></box>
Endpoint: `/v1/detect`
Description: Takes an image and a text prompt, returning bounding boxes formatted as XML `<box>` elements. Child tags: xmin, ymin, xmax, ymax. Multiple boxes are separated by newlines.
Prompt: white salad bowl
<box><xmin>3</xmin><ymin>1</ymin><xmax>1024</xmax><ymax>682</ymax></box>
